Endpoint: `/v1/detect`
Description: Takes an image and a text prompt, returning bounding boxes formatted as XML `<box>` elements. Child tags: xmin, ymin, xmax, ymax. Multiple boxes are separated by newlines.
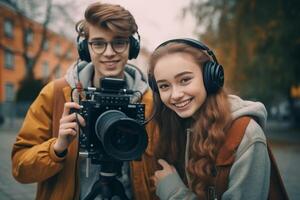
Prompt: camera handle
<box><xmin>83</xmin><ymin>162</ymin><xmax>130</xmax><ymax>200</ymax></box>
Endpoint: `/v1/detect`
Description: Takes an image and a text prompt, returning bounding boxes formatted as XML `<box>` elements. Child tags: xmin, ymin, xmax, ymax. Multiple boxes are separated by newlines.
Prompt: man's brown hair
<box><xmin>75</xmin><ymin>2</ymin><xmax>138</xmax><ymax>38</ymax></box>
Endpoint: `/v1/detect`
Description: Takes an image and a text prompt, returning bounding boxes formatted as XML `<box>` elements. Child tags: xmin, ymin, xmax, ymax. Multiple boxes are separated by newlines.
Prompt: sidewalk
<box><xmin>1</xmin><ymin>118</ymin><xmax>299</xmax><ymax>200</ymax></box>
<box><xmin>0</xmin><ymin>118</ymin><xmax>36</xmax><ymax>200</ymax></box>
<box><xmin>265</xmin><ymin>119</ymin><xmax>300</xmax><ymax>145</ymax></box>
<box><xmin>0</xmin><ymin>118</ymin><xmax>23</xmax><ymax>132</ymax></box>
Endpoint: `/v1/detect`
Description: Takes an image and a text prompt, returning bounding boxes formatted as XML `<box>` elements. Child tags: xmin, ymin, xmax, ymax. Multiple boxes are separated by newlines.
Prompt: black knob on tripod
<box><xmin>83</xmin><ymin>162</ymin><xmax>130</xmax><ymax>200</ymax></box>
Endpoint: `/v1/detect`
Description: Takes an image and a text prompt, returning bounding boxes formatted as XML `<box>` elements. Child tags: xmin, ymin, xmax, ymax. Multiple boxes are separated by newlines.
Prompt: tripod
<box><xmin>83</xmin><ymin>162</ymin><xmax>130</xmax><ymax>200</ymax></box>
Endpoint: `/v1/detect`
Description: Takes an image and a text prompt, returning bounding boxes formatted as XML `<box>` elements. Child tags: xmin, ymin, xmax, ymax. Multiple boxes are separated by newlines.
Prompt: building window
<box><xmin>43</xmin><ymin>39</ymin><xmax>49</xmax><ymax>51</ymax></box>
<box><xmin>55</xmin><ymin>42</ymin><xmax>61</xmax><ymax>55</ymax></box>
<box><xmin>55</xmin><ymin>66</ymin><xmax>61</xmax><ymax>78</ymax></box>
<box><xmin>5</xmin><ymin>83</ymin><xmax>14</xmax><ymax>102</ymax></box>
<box><xmin>4</xmin><ymin>18</ymin><xmax>14</xmax><ymax>38</ymax></box>
<box><xmin>4</xmin><ymin>50</ymin><xmax>14</xmax><ymax>69</ymax></box>
<box><xmin>66</xmin><ymin>50</ymin><xmax>73</xmax><ymax>60</ymax></box>
<box><xmin>25</xmin><ymin>28</ymin><xmax>34</xmax><ymax>45</ymax></box>
<box><xmin>42</xmin><ymin>61</ymin><xmax>49</xmax><ymax>78</ymax></box>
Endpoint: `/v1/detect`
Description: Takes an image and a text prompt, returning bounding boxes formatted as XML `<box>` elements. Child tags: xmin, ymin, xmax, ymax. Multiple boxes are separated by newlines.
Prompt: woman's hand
<box><xmin>53</xmin><ymin>102</ymin><xmax>85</xmax><ymax>155</ymax></box>
<box><xmin>153</xmin><ymin>159</ymin><xmax>177</xmax><ymax>187</ymax></box>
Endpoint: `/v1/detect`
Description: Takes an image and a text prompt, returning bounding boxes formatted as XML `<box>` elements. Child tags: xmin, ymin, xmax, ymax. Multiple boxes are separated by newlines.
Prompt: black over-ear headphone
<box><xmin>128</xmin><ymin>33</ymin><xmax>140</xmax><ymax>60</ymax></box>
<box><xmin>77</xmin><ymin>32</ymin><xmax>140</xmax><ymax>62</ymax></box>
<box><xmin>149</xmin><ymin>38</ymin><xmax>224</xmax><ymax>95</ymax></box>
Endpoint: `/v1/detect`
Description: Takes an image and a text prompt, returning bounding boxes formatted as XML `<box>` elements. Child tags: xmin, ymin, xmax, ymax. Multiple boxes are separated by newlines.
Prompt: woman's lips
<box><xmin>173</xmin><ymin>98</ymin><xmax>193</xmax><ymax>109</ymax></box>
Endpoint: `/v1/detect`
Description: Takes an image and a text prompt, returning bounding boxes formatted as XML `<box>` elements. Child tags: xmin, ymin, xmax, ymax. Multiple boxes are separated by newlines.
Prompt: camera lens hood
<box><xmin>95</xmin><ymin>110</ymin><xmax>148</xmax><ymax>160</ymax></box>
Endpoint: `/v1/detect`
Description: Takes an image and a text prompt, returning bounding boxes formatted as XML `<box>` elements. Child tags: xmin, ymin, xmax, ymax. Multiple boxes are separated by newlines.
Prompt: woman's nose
<box><xmin>170</xmin><ymin>86</ymin><xmax>184</xmax><ymax>100</ymax></box>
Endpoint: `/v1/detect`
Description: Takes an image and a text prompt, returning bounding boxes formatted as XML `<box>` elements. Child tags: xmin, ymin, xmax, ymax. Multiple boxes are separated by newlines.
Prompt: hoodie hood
<box><xmin>64</xmin><ymin>61</ymin><xmax>148</xmax><ymax>103</ymax></box>
<box><xmin>184</xmin><ymin>95</ymin><xmax>268</xmax><ymax>188</ymax></box>
<box><xmin>228</xmin><ymin>94</ymin><xmax>268</xmax><ymax>129</ymax></box>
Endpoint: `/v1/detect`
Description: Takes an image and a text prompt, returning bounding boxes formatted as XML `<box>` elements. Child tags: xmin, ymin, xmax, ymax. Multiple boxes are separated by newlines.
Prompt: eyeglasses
<box><xmin>88</xmin><ymin>38</ymin><xmax>129</xmax><ymax>54</ymax></box>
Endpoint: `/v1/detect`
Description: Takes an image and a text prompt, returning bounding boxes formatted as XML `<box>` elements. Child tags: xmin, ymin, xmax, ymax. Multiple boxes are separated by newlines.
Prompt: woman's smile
<box><xmin>173</xmin><ymin>98</ymin><xmax>193</xmax><ymax>109</ymax></box>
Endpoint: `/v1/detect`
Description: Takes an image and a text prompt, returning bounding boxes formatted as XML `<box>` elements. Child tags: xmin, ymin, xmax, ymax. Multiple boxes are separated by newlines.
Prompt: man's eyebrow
<box><xmin>89</xmin><ymin>36</ymin><xmax>127</xmax><ymax>41</ymax></box>
<box><xmin>89</xmin><ymin>37</ymin><xmax>105</xmax><ymax>41</ymax></box>
<box><xmin>114</xmin><ymin>36</ymin><xmax>128</xmax><ymax>39</ymax></box>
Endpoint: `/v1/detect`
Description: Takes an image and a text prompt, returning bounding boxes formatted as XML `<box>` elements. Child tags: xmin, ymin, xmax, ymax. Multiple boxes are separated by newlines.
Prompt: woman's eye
<box><xmin>181</xmin><ymin>77</ymin><xmax>192</xmax><ymax>84</ymax></box>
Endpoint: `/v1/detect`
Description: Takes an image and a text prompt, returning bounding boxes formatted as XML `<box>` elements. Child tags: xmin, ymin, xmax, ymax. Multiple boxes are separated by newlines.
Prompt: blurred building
<box><xmin>0</xmin><ymin>2</ymin><xmax>77</xmax><ymax>118</ymax></box>
<box><xmin>0</xmin><ymin>2</ymin><xmax>151</xmax><ymax>122</ymax></box>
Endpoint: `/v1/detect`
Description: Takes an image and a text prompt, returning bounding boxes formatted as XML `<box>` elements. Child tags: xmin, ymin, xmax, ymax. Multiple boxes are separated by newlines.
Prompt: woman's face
<box><xmin>154</xmin><ymin>52</ymin><xmax>207</xmax><ymax>118</ymax></box>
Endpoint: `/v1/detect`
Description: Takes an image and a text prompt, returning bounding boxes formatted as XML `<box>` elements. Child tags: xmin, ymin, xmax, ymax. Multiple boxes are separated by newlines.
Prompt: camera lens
<box><xmin>110</xmin><ymin>122</ymin><xmax>139</xmax><ymax>152</ymax></box>
<box><xmin>95</xmin><ymin>110</ymin><xmax>148</xmax><ymax>160</ymax></box>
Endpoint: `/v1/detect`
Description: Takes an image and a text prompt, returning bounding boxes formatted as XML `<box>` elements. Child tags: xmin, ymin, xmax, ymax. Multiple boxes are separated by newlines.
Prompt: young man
<box><xmin>11</xmin><ymin>2</ymin><xmax>158</xmax><ymax>200</ymax></box>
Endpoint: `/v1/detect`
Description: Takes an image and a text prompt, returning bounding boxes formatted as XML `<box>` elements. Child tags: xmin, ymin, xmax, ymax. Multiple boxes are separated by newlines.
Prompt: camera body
<box><xmin>76</xmin><ymin>78</ymin><xmax>147</xmax><ymax>164</ymax></box>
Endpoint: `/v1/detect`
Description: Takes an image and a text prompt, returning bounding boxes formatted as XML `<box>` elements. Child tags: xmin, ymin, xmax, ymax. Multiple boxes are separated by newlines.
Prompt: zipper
<box><xmin>207</xmin><ymin>186</ymin><xmax>218</xmax><ymax>200</ymax></box>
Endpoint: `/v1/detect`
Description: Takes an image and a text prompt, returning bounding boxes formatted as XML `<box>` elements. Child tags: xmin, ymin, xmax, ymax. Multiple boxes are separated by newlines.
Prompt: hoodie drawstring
<box><xmin>185</xmin><ymin>128</ymin><xmax>192</xmax><ymax>189</ymax></box>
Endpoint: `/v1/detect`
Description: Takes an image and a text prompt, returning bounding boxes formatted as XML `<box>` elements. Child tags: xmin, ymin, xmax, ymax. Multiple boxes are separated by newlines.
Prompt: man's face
<box><xmin>88</xmin><ymin>24</ymin><xmax>130</xmax><ymax>83</ymax></box>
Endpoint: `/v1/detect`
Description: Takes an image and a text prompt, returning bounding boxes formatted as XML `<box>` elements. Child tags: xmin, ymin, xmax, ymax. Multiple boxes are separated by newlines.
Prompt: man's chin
<box><xmin>102</xmin><ymin>71</ymin><xmax>124</xmax><ymax>78</ymax></box>
<box><xmin>94</xmin><ymin>64</ymin><xmax>125</xmax><ymax>78</ymax></box>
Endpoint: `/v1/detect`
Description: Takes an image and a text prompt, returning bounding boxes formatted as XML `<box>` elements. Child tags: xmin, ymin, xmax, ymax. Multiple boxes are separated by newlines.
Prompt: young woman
<box><xmin>148</xmin><ymin>38</ymin><xmax>270</xmax><ymax>200</ymax></box>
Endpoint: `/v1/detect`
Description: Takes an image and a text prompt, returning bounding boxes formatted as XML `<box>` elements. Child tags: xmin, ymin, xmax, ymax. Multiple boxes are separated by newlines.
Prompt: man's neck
<box><xmin>92</xmin><ymin>75</ymin><xmax>100</xmax><ymax>88</ymax></box>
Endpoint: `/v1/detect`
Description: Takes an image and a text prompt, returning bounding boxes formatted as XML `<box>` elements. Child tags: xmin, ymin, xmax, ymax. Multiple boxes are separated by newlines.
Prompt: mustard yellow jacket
<box><xmin>12</xmin><ymin>78</ymin><xmax>159</xmax><ymax>200</ymax></box>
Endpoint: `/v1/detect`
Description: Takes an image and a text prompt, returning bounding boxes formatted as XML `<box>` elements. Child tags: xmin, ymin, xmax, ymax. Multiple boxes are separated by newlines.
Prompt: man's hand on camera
<box><xmin>53</xmin><ymin>102</ymin><xmax>86</xmax><ymax>156</ymax></box>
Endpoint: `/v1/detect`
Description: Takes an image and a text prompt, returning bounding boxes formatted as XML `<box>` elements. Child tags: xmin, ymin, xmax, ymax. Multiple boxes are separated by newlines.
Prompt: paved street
<box><xmin>265</xmin><ymin>120</ymin><xmax>300</xmax><ymax>199</ymax></box>
<box><xmin>0</xmin><ymin>119</ymin><xmax>36</xmax><ymax>200</ymax></box>
<box><xmin>0</xmin><ymin>118</ymin><xmax>299</xmax><ymax>199</ymax></box>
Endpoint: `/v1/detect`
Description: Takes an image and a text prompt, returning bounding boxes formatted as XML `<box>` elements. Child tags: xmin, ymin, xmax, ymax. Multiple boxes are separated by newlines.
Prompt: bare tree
<box><xmin>0</xmin><ymin>0</ymin><xmax>77</xmax><ymax>101</ymax></box>
<box><xmin>1</xmin><ymin>0</ymin><xmax>77</xmax><ymax>80</ymax></box>
<box><xmin>2</xmin><ymin>0</ymin><xmax>52</xmax><ymax>79</ymax></box>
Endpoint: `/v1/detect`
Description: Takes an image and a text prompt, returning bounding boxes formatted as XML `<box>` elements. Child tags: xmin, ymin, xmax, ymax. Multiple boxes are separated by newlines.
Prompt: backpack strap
<box><xmin>52</xmin><ymin>78</ymin><xmax>68</xmax><ymax>137</ymax></box>
<box><xmin>215</xmin><ymin>116</ymin><xmax>251</xmax><ymax>196</ymax></box>
<box><xmin>267</xmin><ymin>141</ymin><xmax>289</xmax><ymax>200</ymax></box>
<box><xmin>214</xmin><ymin>116</ymin><xmax>289</xmax><ymax>200</ymax></box>
<box><xmin>216</xmin><ymin>117</ymin><xmax>251</xmax><ymax>165</ymax></box>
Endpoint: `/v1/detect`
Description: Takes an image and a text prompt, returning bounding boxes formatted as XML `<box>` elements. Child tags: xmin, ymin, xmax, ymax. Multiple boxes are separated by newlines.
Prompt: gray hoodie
<box><xmin>156</xmin><ymin>95</ymin><xmax>270</xmax><ymax>200</ymax></box>
<box><xmin>64</xmin><ymin>61</ymin><xmax>148</xmax><ymax>103</ymax></box>
<box><xmin>64</xmin><ymin>61</ymin><xmax>149</xmax><ymax>199</ymax></box>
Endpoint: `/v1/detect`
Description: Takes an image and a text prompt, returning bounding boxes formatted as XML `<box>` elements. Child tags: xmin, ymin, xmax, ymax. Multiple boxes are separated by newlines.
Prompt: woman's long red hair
<box><xmin>149</xmin><ymin>43</ymin><xmax>232</xmax><ymax>199</ymax></box>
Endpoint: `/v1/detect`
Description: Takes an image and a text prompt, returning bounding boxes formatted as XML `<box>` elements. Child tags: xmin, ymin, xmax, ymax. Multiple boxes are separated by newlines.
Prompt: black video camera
<box><xmin>75</xmin><ymin>77</ymin><xmax>148</xmax><ymax>164</ymax></box>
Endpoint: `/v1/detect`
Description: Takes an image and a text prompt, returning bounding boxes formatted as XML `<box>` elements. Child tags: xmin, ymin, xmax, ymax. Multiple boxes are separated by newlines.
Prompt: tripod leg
<box><xmin>82</xmin><ymin>174</ymin><xmax>130</xmax><ymax>200</ymax></box>
<box><xmin>109</xmin><ymin>178</ymin><xmax>130</xmax><ymax>200</ymax></box>
<box><xmin>83</xmin><ymin>179</ymin><xmax>109</xmax><ymax>200</ymax></box>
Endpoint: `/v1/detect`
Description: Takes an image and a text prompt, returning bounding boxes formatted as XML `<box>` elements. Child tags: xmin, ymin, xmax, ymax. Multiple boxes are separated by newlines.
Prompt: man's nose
<box><xmin>103</xmin><ymin>43</ymin><xmax>116</xmax><ymax>56</ymax></box>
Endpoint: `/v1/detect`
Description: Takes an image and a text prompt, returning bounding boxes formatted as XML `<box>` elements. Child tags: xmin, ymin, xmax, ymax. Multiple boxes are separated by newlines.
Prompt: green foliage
<box><xmin>186</xmin><ymin>0</ymin><xmax>300</xmax><ymax>106</ymax></box>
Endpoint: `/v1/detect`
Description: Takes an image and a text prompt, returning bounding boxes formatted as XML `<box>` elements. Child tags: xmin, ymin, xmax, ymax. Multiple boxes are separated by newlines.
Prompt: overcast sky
<box><xmin>74</xmin><ymin>0</ymin><xmax>198</xmax><ymax>51</ymax></box>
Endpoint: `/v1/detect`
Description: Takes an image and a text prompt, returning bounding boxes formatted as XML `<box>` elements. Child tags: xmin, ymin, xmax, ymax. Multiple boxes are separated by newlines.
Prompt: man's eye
<box><xmin>113</xmin><ymin>39</ymin><xmax>128</xmax><ymax>46</ymax></box>
<box><xmin>115</xmin><ymin>40</ymin><xmax>126</xmax><ymax>44</ymax></box>
<box><xmin>93</xmin><ymin>41</ymin><xmax>106</xmax><ymax>47</ymax></box>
